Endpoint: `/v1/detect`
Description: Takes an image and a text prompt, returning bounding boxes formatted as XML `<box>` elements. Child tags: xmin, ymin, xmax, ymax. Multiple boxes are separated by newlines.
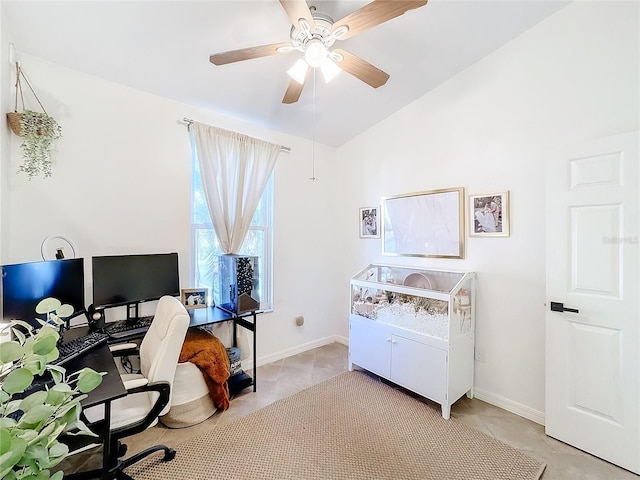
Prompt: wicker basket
<box><xmin>6</xmin><ymin>112</ymin><xmax>24</xmax><ymax>137</ymax></box>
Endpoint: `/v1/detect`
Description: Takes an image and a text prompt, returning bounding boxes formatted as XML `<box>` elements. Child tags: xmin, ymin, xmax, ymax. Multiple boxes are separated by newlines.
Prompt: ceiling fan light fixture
<box><xmin>304</xmin><ymin>39</ymin><xmax>328</xmax><ymax>68</ymax></box>
<box><xmin>287</xmin><ymin>58</ymin><xmax>309</xmax><ymax>84</ymax></box>
<box><xmin>321</xmin><ymin>59</ymin><xmax>341</xmax><ymax>83</ymax></box>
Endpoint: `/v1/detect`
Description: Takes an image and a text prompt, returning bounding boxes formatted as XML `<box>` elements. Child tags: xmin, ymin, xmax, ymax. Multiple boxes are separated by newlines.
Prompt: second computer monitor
<box><xmin>91</xmin><ymin>253</ymin><xmax>179</xmax><ymax>310</ymax></box>
<box><xmin>1</xmin><ymin>258</ymin><xmax>85</xmax><ymax>329</ymax></box>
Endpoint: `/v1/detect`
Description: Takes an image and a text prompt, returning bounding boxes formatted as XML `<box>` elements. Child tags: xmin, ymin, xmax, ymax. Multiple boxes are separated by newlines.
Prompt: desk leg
<box><xmin>233</xmin><ymin>314</ymin><xmax>257</xmax><ymax>392</ymax></box>
<box><xmin>233</xmin><ymin>320</ymin><xmax>237</xmax><ymax>349</ymax></box>
<box><xmin>252</xmin><ymin>313</ymin><xmax>256</xmax><ymax>392</ymax></box>
<box><xmin>102</xmin><ymin>401</ymin><xmax>113</xmax><ymax>480</ymax></box>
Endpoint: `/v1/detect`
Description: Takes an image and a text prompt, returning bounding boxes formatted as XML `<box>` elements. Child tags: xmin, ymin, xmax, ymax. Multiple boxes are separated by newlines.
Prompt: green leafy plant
<box><xmin>16</xmin><ymin>109</ymin><xmax>63</xmax><ymax>180</ymax></box>
<box><xmin>0</xmin><ymin>298</ymin><xmax>104</xmax><ymax>480</ymax></box>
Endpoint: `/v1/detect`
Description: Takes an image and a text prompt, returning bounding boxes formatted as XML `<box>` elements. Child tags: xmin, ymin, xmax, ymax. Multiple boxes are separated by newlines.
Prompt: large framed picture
<box><xmin>469</xmin><ymin>191</ymin><xmax>510</xmax><ymax>237</ymax></box>
<box><xmin>359</xmin><ymin>206</ymin><xmax>380</xmax><ymax>238</ymax></box>
<box><xmin>181</xmin><ymin>288</ymin><xmax>208</xmax><ymax>309</ymax></box>
<box><xmin>382</xmin><ymin>187</ymin><xmax>465</xmax><ymax>258</ymax></box>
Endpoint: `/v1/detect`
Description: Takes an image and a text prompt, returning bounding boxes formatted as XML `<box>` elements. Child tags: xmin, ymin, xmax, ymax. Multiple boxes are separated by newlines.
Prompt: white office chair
<box><xmin>80</xmin><ymin>295</ymin><xmax>190</xmax><ymax>479</ymax></box>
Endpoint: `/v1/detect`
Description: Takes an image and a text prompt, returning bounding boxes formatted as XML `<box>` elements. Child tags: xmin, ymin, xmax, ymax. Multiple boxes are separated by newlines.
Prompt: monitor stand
<box><xmin>125</xmin><ymin>303</ymin><xmax>154</xmax><ymax>324</ymax></box>
<box><xmin>126</xmin><ymin>303</ymin><xmax>140</xmax><ymax>322</ymax></box>
<box><xmin>103</xmin><ymin>303</ymin><xmax>154</xmax><ymax>339</ymax></box>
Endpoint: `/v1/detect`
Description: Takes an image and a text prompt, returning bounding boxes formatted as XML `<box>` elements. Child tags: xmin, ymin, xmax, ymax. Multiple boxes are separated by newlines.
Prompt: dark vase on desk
<box><xmin>215</xmin><ymin>254</ymin><xmax>260</xmax><ymax>314</ymax></box>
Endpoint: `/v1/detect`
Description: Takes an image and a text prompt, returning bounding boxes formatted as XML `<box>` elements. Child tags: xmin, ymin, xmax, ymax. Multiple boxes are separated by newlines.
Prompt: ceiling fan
<box><xmin>209</xmin><ymin>0</ymin><xmax>428</xmax><ymax>104</ymax></box>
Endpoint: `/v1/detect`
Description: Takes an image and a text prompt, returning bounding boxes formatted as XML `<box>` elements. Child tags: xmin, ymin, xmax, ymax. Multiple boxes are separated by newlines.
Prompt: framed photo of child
<box><xmin>359</xmin><ymin>206</ymin><xmax>380</xmax><ymax>239</ymax></box>
<box><xmin>469</xmin><ymin>191</ymin><xmax>510</xmax><ymax>237</ymax></box>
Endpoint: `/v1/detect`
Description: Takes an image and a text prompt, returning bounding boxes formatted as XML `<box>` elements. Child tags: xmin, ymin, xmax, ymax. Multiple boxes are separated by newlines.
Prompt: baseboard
<box><xmin>242</xmin><ymin>334</ymin><xmax>348</xmax><ymax>370</ymax></box>
<box><xmin>473</xmin><ymin>387</ymin><xmax>545</xmax><ymax>426</ymax></box>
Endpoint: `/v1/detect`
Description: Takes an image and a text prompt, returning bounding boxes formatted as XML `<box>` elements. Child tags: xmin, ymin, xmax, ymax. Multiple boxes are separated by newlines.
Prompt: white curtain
<box><xmin>191</xmin><ymin>122</ymin><xmax>281</xmax><ymax>254</ymax></box>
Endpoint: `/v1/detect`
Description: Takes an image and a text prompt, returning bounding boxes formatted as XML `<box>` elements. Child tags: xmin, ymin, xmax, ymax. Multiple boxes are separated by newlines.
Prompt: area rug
<box><xmin>126</xmin><ymin>371</ymin><xmax>546</xmax><ymax>480</ymax></box>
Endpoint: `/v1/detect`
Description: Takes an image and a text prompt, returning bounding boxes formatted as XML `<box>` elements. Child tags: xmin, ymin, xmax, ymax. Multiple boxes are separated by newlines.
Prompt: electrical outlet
<box><xmin>474</xmin><ymin>347</ymin><xmax>486</xmax><ymax>363</ymax></box>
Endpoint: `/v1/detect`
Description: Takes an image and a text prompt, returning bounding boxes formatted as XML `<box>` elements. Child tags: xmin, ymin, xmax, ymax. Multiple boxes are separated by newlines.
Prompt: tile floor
<box><xmin>62</xmin><ymin>343</ymin><xmax>638</xmax><ymax>479</ymax></box>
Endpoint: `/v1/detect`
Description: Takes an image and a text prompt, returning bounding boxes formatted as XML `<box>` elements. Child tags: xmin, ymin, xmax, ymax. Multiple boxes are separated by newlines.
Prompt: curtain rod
<box><xmin>182</xmin><ymin>117</ymin><xmax>291</xmax><ymax>154</ymax></box>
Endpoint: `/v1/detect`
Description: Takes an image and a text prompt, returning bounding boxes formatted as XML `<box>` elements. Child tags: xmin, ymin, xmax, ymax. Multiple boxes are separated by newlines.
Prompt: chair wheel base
<box><xmin>117</xmin><ymin>444</ymin><xmax>177</xmax><ymax>476</ymax></box>
<box><xmin>164</xmin><ymin>448</ymin><xmax>176</xmax><ymax>461</ymax></box>
<box><xmin>117</xmin><ymin>442</ymin><xmax>128</xmax><ymax>458</ymax></box>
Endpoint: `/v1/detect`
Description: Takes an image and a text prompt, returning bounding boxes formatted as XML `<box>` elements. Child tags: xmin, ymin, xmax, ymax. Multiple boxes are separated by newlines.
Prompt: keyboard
<box><xmin>52</xmin><ymin>331</ymin><xmax>110</xmax><ymax>366</ymax></box>
<box><xmin>105</xmin><ymin>316</ymin><xmax>153</xmax><ymax>339</ymax></box>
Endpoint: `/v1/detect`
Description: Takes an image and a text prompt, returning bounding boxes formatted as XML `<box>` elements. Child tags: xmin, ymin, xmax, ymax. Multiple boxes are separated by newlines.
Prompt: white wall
<box><xmin>1</xmin><ymin>53</ymin><xmax>343</xmax><ymax>363</ymax></box>
<box><xmin>335</xmin><ymin>0</ymin><xmax>639</xmax><ymax>422</ymax></box>
<box><xmin>0</xmin><ymin>11</ymin><xmax>9</xmax><ymax>260</ymax></box>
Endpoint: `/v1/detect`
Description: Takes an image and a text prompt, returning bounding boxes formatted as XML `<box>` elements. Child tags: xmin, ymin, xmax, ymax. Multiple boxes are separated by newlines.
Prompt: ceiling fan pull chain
<box><xmin>310</xmin><ymin>68</ymin><xmax>317</xmax><ymax>182</ymax></box>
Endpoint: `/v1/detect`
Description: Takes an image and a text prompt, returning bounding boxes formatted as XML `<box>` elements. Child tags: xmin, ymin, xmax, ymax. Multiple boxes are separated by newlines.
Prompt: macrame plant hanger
<box><xmin>6</xmin><ymin>62</ymin><xmax>62</xmax><ymax>180</ymax></box>
<box><xmin>7</xmin><ymin>63</ymin><xmax>49</xmax><ymax>137</ymax></box>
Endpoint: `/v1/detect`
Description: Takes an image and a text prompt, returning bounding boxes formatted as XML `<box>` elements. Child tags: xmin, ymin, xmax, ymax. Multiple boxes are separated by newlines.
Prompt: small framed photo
<box><xmin>469</xmin><ymin>191</ymin><xmax>510</xmax><ymax>237</ymax></box>
<box><xmin>359</xmin><ymin>206</ymin><xmax>380</xmax><ymax>238</ymax></box>
<box><xmin>181</xmin><ymin>288</ymin><xmax>208</xmax><ymax>309</ymax></box>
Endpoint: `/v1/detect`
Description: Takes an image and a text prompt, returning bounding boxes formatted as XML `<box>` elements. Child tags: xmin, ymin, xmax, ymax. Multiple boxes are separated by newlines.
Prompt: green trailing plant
<box><xmin>16</xmin><ymin>109</ymin><xmax>63</xmax><ymax>180</ymax></box>
<box><xmin>7</xmin><ymin>63</ymin><xmax>63</xmax><ymax>180</ymax></box>
<box><xmin>0</xmin><ymin>298</ymin><xmax>104</xmax><ymax>480</ymax></box>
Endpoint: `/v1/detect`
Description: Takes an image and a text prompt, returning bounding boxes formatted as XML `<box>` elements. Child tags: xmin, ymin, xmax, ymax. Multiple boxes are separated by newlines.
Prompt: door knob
<box><xmin>550</xmin><ymin>301</ymin><xmax>579</xmax><ymax>314</ymax></box>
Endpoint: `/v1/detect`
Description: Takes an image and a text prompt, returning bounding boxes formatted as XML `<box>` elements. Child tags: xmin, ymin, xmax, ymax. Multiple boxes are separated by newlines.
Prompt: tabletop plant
<box><xmin>0</xmin><ymin>298</ymin><xmax>104</xmax><ymax>480</ymax></box>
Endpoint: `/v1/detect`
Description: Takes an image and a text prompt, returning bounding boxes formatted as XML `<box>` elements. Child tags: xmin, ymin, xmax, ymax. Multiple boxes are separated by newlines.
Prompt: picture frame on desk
<box><xmin>181</xmin><ymin>288</ymin><xmax>209</xmax><ymax>309</ymax></box>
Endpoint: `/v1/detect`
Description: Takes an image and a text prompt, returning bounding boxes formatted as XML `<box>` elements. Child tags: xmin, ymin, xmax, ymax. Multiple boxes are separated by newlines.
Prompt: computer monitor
<box><xmin>91</xmin><ymin>253</ymin><xmax>179</xmax><ymax>311</ymax></box>
<box><xmin>1</xmin><ymin>258</ymin><xmax>85</xmax><ymax>329</ymax></box>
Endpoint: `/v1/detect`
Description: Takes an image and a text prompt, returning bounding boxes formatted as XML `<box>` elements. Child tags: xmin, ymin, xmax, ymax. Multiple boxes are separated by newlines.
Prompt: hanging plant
<box><xmin>14</xmin><ymin>110</ymin><xmax>62</xmax><ymax>179</ymax></box>
<box><xmin>6</xmin><ymin>63</ymin><xmax>63</xmax><ymax>180</ymax></box>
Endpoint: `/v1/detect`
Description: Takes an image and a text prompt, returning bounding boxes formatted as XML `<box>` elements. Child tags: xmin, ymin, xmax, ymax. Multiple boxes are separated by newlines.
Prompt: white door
<box><xmin>545</xmin><ymin>131</ymin><xmax>639</xmax><ymax>474</ymax></box>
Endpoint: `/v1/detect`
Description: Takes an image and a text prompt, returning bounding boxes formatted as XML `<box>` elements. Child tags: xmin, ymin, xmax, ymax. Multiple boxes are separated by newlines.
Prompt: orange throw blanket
<box><xmin>179</xmin><ymin>328</ymin><xmax>230</xmax><ymax>410</ymax></box>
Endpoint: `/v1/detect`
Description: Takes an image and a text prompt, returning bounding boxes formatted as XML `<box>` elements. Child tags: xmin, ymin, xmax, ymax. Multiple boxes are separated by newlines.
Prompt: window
<box><xmin>191</xmin><ymin>157</ymin><xmax>274</xmax><ymax>310</ymax></box>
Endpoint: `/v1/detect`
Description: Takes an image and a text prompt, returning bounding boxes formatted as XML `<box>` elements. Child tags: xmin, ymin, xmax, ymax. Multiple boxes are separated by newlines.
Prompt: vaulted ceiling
<box><xmin>2</xmin><ymin>1</ymin><xmax>569</xmax><ymax>147</ymax></box>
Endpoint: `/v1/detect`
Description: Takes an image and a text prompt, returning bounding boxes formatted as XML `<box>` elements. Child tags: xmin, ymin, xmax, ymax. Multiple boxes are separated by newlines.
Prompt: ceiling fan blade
<box><xmin>282</xmin><ymin>76</ymin><xmax>308</xmax><ymax>104</ymax></box>
<box><xmin>332</xmin><ymin>0</ymin><xmax>427</xmax><ymax>40</ymax></box>
<box><xmin>279</xmin><ymin>0</ymin><xmax>316</xmax><ymax>31</ymax></box>
<box><xmin>333</xmin><ymin>49</ymin><xmax>389</xmax><ymax>88</ymax></box>
<box><xmin>210</xmin><ymin>42</ymin><xmax>292</xmax><ymax>66</ymax></box>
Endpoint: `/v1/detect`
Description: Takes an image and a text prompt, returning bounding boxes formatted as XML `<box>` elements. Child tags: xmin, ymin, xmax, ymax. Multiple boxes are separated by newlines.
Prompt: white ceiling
<box><xmin>2</xmin><ymin>0</ymin><xmax>569</xmax><ymax>147</ymax></box>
